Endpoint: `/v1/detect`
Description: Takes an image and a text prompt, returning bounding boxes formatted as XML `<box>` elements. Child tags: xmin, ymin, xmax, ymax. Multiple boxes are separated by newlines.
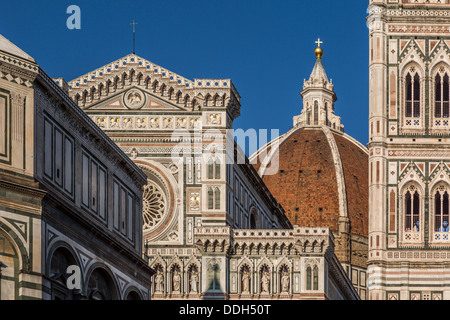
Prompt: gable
<box><xmin>83</xmin><ymin>87</ymin><xmax>187</xmax><ymax>112</ymax></box>
<box><xmin>67</xmin><ymin>53</ymin><xmax>242</xmax><ymax>120</ymax></box>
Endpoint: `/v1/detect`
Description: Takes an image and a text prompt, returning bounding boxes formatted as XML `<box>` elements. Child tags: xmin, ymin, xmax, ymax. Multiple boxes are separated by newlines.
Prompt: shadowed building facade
<box><xmin>0</xmin><ymin>34</ymin><xmax>154</xmax><ymax>300</ymax></box>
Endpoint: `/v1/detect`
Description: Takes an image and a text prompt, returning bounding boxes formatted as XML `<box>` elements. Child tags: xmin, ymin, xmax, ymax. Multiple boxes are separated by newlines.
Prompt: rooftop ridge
<box><xmin>68</xmin><ymin>53</ymin><xmax>194</xmax><ymax>90</ymax></box>
<box><xmin>0</xmin><ymin>33</ymin><xmax>35</xmax><ymax>63</ymax></box>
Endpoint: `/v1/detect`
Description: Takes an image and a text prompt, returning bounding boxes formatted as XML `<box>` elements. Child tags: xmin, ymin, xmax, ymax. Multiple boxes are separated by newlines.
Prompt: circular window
<box><xmin>142</xmin><ymin>180</ymin><xmax>167</xmax><ymax>230</ymax></box>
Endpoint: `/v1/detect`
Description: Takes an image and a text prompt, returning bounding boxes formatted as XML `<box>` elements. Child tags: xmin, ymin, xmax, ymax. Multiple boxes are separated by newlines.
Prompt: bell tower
<box><xmin>294</xmin><ymin>40</ymin><xmax>343</xmax><ymax>132</ymax></box>
<box><xmin>367</xmin><ymin>0</ymin><xmax>450</xmax><ymax>300</ymax></box>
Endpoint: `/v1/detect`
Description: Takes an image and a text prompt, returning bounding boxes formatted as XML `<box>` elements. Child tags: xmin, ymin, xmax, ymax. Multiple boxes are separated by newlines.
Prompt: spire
<box><xmin>309</xmin><ymin>58</ymin><xmax>329</xmax><ymax>84</ymax></box>
<box><xmin>293</xmin><ymin>39</ymin><xmax>343</xmax><ymax>132</ymax></box>
<box><xmin>309</xmin><ymin>38</ymin><xmax>329</xmax><ymax>84</ymax></box>
<box><xmin>130</xmin><ymin>20</ymin><xmax>138</xmax><ymax>54</ymax></box>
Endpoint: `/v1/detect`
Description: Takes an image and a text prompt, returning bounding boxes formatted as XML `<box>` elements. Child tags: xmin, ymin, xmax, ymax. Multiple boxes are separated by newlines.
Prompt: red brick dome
<box><xmin>251</xmin><ymin>126</ymin><xmax>369</xmax><ymax>238</ymax></box>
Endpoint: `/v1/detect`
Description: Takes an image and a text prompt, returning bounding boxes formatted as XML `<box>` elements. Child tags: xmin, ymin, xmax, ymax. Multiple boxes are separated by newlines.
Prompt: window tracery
<box><xmin>431</xmin><ymin>184</ymin><xmax>450</xmax><ymax>242</ymax></box>
<box><xmin>401</xmin><ymin>184</ymin><xmax>423</xmax><ymax>243</ymax></box>
<box><xmin>405</xmin><ymin>68</ymin><xmax>421</xmax><ymax>120</ymax></box>
<box><xmin>142</xmin><ymin>180</ymin><xmax>167</xmax><ymax>231</ymax></box>
<box><xmin>207</xmin><ymin>158</ymin><xmax>221</xmax><ymax>180</ymax></box>
<box><xmin>207</xmin><ymin>187</ymin><xmax>221</xmax><ymax>210</ymax></box>
<box><xmin>432</xmin><ymin>65</ymin><xmax>450</xmax><ymax>128</ymax></box>
<box><xmin>306</xmin><ymin>264</ymin><xmax>319</xmax><ymax>291</ymax></box>
<box><xmin>404</xmin><ymin>185</ymin><xmax>420</xmax><ymax>233</ymax></box>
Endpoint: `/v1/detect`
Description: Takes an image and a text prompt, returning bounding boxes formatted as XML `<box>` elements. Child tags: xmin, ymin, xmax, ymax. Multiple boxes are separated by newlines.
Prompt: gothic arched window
<box><xmin>306</xmin><ymin>266</ymin><xmax>312</xmax><ymax>290</ymax></box>
<box><xmin>314</xmin><ymin>101</ymin><xmax>319</xmax><ymax>125</ymax></box>
<box><xmin>250</xmin><ymin>213</ymin><xmax>257</xmax><ymax>229</ymax></box>
<box><xmin>434</xmin><ymin>185</ymin><xmax>450</xmax><ymax>233</ymax></box>
<box><xmin>215</xmin><ymin>188</ymin><xmax>221</xmax><ymax>210</ymax></box>
<box><xmin>207</xmin><ymin>158</ymin><xmax>221</xmax><ymax>180</ymax></box>
<box><xmin>207</xmin><ymin>187</ymin><xmax>220</xmax><ymax>210</ymax></box>
<box><xmin>313</xmin><ymin>266</ymin><xmax>319</xmax><ymax>291</ymax></box>
<box><xmin>405</xmin><ymin>71</ymin><xmax>421</xmax><ymax>118</ymax></box>
<box><xmin>405</xmin><ymin>186</ymin><xmax>420</xmax><ymax>232</ymax></box>
<box><xmin>306</xmin><ymin>265</ymin><xmax>318</xmax><ymax>291</ymax></box>
<box><xmin>434</xmin><ymin>69</ymin><xmax>450</xmax><ymax>120</ymax></box>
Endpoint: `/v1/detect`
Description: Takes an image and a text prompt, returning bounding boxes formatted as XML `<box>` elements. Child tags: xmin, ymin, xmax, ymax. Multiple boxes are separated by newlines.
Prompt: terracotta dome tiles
<box><xmin>256</xmin><ymin>127</ymin><xmax>368</xmax><ymax>238</ymax></box>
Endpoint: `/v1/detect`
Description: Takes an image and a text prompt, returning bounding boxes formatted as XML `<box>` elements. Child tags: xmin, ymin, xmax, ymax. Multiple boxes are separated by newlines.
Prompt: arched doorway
<box><xmin>125</xmin><ymin>290</ymin><xmax>141</xmax><ymax>300</ymax></box>
<box><xmin>49</xmin><ymin>246</ymin><xmax>78</xmax><ymax>300</ymax></box>
<box><xmin>87</xmin><ymin>267</ymin><xmax>119</xmax><ymax>300</ymax></box>
<box><xmin>0</xmin><ymin>228</ymin><xmax>19</xmax><ymax>300</ymax></box>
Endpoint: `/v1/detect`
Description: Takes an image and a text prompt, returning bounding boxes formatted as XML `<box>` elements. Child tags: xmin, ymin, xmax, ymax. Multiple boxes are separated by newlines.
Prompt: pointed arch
<box><xmin>97</xmin><ymin>83</ymin><xmax>104</xmax><ymax>98</ymax></box>
<box><xmin>144</xmin><ymin>76</ymin><xmax>151</xmax><ymax>89</ymax></box>
<box><xmin>137</xmin><ymin>72</ymin><xmax>144</xmax><ymax>86</ymax></box>
<box><xmin>204</xmin><ymin>94</ymin><xmax>212</xmax><ymax>106</ymax></box>
<box><xmin>82</xmin><ymin>90</ymin><xmax>88</xmax><ymax>106</ymax></box>
<box><xmin>176</xmin><ymin>91</ymin><xmax>182</xmax><ymax>104</ymax></box>
<box><xmin>113</xmin><ymin>76</ymin><xmax>120</xmax><ymax>90</ymax></box>
<box><xmin>160</xmin><ymin>83</ymin><xmax>167</xmax><ymax>97</ymax></box>
<box><xmin>184</xmin><ymin>94</ymin><xmax>190</xmax><ymax>108</ymax></box>
<box><xmin>168</xmin><ymin>87</ymin><xmax>174</xmax><ymax>100</ymax></box>
<box><xmin>152</xmin><ymin>80</ymin><xmax>159</xmax><ymax>93</ymax></box>
<box><xmin>401</xmin><ymin>62</ymin><xmax>424</xmax><ymax>129</ymax></box>
<box><xmin>121</xmin><ymin>72</ymin><xmax>128</xmax><ymax>87</ymax></box>
<box><xmin>186</xmin><ymin>260</ymin><xmax>201</xmax><ymax>295</ymax></box>
<box><xmin>314</xmin><ymin>100</ymin><xmax>319</xmax><ymax>125</ymax></box>
<box><xmin>129</xmin><ymin>69</ymin><xmax>135</xmax><ymax>83</ymax></box>
<box><xmin>277</xmin><ymin>262</ymin><xmax>291</xmax><ymax>294</ymax></box>
<box><xmin>431</xmin><ymin>63</ymin><xmax>450</xmax><ymax>128</ymax></box>
<box><xmin>105</xmin><ymin>79</ymin><xmax>112</xmax><ymax>94</ymax></box>
<box><xmin>399</xmin><ymin>182</ymin><xmax>424</xmax><ymax>243</ymax></box>
<box><xmin>74</xmin><ymin>93</ymin><xmax>81</xmax><ymax>105</ymax></box>
<box><xmin>89</xmin><ymin>86</ymin><xmax>96</xmax><ymax>103</ymax></box>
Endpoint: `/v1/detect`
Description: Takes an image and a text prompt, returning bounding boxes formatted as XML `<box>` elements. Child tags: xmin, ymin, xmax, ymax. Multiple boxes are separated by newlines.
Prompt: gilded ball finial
<box><xmin>315</xmin><ymin>38</ymin><xmax>324</xmax><ymax>59</ymax></box>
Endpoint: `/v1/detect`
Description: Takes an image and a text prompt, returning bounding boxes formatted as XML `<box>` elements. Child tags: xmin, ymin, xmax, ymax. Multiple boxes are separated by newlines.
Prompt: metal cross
<box><xmin>130</xmin><ymin>20</ymin><xmax>138</xmax><ymax>54</ymax></box>
<box><xmin>315</xmin><ymin>38</ymin><xmax>323</xmax><ymax>47</ymax></box>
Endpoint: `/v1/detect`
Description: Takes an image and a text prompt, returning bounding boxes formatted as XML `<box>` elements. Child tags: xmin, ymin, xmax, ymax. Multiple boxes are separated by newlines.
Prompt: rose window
<box><xmin>142</xmin><ymin>181</ymin><xmax>167</xmax><ymax>230</ymax></box>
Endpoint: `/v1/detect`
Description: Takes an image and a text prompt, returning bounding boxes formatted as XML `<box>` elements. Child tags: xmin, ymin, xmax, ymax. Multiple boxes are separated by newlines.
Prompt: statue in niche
<box><xmin>190</xmin><ymin>269</ymin><xmax>199</xmax><ymax>294</ymax></box>
<box><xmin>261</xmin><ymin>268</ymin><xmax>270</xmax><ymax>294</ymax></box>
<box><xmin>241</xmin><ymin>267</ymin><xmax>251</xmax><ymax>294</ymax></box>
<box><xmin>172</xmin><ymin>268</ymin><xmax>181</xmax><ymax>292</ymax></box>
<box><xmin>154</xmin><ymin>268</ymin><xmax>164</xmax><ymax>293</ymax></box>
<box><xmin>281</xmin><ymin>270</ymin><xmax>290</xmax><ymax>293</ymax></box>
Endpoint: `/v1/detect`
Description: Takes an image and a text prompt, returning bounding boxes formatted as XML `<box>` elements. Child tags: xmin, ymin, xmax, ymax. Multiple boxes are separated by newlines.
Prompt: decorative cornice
<box><xmin>0</xmin><ymin>51</ymin><xmax>38</xmax><ymax>87</ymax></box>
<box><xmin>369</xmin><ymin>5</ymin><xmax>450</xmax><ymax>18</ymax></box>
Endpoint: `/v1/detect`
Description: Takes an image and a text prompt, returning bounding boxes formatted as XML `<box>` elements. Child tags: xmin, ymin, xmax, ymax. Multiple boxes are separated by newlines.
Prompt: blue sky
<box><xmin>1</xmin><ymin>0</ymin><xmax>370</xmax><ymax>150</ymax></box>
